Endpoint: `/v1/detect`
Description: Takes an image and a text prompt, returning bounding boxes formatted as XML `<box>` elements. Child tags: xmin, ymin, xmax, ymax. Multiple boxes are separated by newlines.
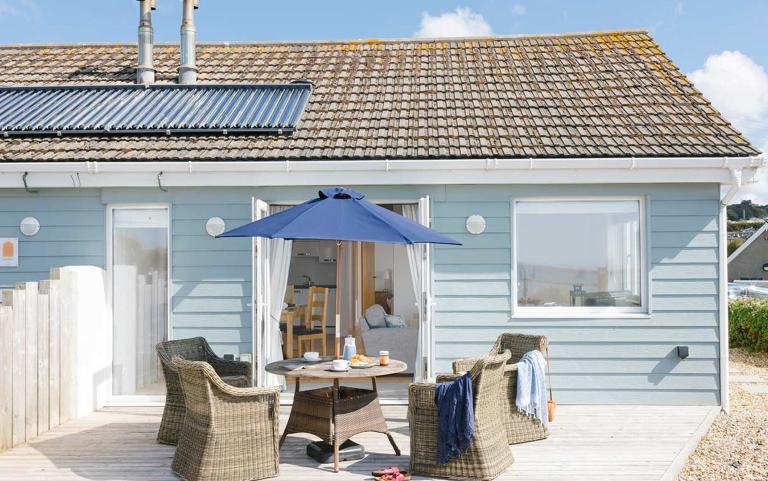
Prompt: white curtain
<box><xmin>402</xmin><ymin>205</ymin><xmax>423</xmax><ymax>380</ymax></box>
<box><xmin>267</xmin><ymin>206</ymin><xmax>292</xmax><ymax>388</ymax></box>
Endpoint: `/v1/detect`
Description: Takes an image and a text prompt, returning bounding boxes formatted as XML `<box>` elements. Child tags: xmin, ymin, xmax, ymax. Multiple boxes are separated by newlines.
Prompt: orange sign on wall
<box><xmin>0</xmin><ymin>238</ymin><xmax>18</xmax><ymax>267</ymax></box>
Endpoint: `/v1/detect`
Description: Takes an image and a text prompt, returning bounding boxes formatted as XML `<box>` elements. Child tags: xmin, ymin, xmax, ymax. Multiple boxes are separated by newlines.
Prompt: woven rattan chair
<box><xmin>155</xmin><ymin>337</ymin><xmax>252</xmax><ymax>445</ymax></box>
<box><xmin>408</xmin><ymin>351</ymin><xmax>514</xmax><ymax>481</ymax></box>
<box><xmin>452</xmin><ymin>333</ymin><xmax>549</xmax><ymax>445</ymax></box>
<box><xmin>171</xmin><ymin>358</ymin><xmax>280</xmax><ymax>481</ymax></box>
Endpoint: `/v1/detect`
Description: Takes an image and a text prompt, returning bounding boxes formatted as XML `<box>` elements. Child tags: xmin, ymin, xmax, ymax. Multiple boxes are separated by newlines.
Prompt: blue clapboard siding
<box><xmin>0</xmin><ymin>189</ymin><xmax>105</xmax><ymax>288</ymax></box>
<box><xmin>432</xmin><ymin>183</ymin><xmax>721</xmax><ymax>405</ymax></box>
<box><xmin>168</xmin><ymin>193</ymin><xmax>252</xmax><ymax>357</ymax></box>
<box><xmin>0</xmin><ymin>183</ymin><xmax>723</xmax><ymax>405</ymax></box>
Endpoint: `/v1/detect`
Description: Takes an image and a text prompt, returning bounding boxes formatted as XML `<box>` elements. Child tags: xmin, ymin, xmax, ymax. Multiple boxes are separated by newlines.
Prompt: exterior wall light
<box><xmin>466</xmin><ymin>214</ymin><xmax>486</xmax><ymax>235</ymax></box>
<box><xmin>205</xmin><ymin>217</ymin><xmax>226</xmax><ymax>237</ymax></box>
<box><xmin>20</xmin><ymin>217</ymin><xmax>40</xmax><ymax>236</ymax></box>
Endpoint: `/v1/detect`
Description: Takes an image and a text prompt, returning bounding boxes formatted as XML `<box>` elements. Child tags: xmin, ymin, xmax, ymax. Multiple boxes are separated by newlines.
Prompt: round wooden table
<box><xmin>266</xmin><ymin>358</ymin><xmax>407</xmax><ymax>472</ymax></box>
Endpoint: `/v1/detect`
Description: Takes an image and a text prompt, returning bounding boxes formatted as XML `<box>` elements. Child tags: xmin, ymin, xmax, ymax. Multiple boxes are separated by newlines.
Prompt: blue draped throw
<box><xmin>434</xmin><ymin>371</ymin><xmax>475</xmax><ymax>464</ymax></box>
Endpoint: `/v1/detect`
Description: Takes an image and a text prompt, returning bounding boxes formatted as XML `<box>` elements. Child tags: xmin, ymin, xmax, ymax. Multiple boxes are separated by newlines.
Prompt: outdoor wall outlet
<box><xmin>676</xmin><ymin>346</ymin><xmax>689</xmax><ymax>359</ymax></box>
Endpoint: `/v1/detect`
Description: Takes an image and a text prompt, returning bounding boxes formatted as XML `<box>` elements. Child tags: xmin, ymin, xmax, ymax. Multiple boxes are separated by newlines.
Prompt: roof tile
<box><xmin>0</xmin><ymin>30</ymin><xmax>758</xmax><ymax>161</ymax></box>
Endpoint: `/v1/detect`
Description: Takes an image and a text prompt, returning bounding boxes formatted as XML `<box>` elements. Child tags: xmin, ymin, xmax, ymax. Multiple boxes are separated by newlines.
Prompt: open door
<box><xmin>416</xmin><ymin>195</ymin><xmax>434</xmax><ymax>382</ymax></box>
<box><xmin>252</xmin><ymin>198</ymin><xmax>270</xmax><ymax>387</ymax></box>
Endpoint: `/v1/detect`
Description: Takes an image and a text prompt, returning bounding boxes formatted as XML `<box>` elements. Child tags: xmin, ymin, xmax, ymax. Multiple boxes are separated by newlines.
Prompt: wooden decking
<box><xmin>0</xmin><ymin>405</ymin><xmax>718</xmax><ymax>481</ymax></box>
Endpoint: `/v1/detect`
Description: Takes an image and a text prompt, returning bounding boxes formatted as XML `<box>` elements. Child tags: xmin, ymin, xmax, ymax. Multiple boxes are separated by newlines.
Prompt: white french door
<box><xmin>415</xmin><ymin>195</ymin><xmax>434</xmax><ymax>382</ymax></box>
<box><xmin>108</xmin><ymin>205</ymin><xmax>169</xmax><ymax>400</ymax></box>
<box><xmin>252</xmin><ymin>199</ymin><xmax>270</xmax><ymax>387</ymax></box>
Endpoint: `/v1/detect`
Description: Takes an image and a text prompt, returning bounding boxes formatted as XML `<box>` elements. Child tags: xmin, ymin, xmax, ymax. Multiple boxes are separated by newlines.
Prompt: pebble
<box><xmin>678</xmin><ymin>349</ymin><xmax>768</xmax><ymax>481</ymax></box>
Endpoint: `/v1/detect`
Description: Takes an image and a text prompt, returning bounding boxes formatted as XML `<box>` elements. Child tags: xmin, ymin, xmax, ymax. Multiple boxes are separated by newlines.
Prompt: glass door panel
<box><xmin>111</xmin><ymin>207</ymin><xmax>169</xmax><ymax>396</ymax></box>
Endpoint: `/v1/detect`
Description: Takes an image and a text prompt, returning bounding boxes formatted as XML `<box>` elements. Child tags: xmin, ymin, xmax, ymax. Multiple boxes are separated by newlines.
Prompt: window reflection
<box><xmin>516</xmin><ymin>200</ymin><xmax>642</xmax><ymax>309</ymax></box>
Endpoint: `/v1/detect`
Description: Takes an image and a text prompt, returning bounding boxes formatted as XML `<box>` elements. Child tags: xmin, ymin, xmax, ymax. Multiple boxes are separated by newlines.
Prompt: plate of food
<box><xmin>350</xmin><ymin>354</ymin><xmax>376</xmax><ymax>368</ymax></box>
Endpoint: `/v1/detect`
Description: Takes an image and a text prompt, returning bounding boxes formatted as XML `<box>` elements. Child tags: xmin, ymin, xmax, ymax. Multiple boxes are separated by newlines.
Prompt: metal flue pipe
<box><xmin>179</xmin><ymin>0</ymin><xmax>199</xmax><ymax>84</ymax></box>
<box><xmin>136</xmin><ymin>0</ymin><xmax>157</xmax><ymax>84</ymax></box>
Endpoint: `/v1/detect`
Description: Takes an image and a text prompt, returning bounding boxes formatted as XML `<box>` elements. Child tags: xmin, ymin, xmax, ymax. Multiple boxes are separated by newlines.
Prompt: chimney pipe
<box><xmin>136</xmin><ymin>0</ymin><xmax>156</xmax><ymax>84</ymax></box>
<box><xmin>179</xmin><ymin>0</ymin><xmax>199</xmax><ymax>84</ymax></box>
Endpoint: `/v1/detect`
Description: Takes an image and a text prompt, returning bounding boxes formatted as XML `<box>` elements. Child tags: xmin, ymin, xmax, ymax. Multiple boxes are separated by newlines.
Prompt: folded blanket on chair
<box><xmin>515</xmin><ymin>349</ymin><xmax>548</xmax><ymax>427</ymax></box>
<box><xmin>434</xmin><ymin>371</ymin><xmax>475</xmax><ymax>464</ymax></box>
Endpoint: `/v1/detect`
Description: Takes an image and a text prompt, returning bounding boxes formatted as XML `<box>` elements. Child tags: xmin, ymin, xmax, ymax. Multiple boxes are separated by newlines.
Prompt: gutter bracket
<box><xmin>384</xmin><ymin>159</ymin><xmax>390</xmax><ymax>172</ymax></box>
<box><xmin>721</xmin><ymin>167</ymin><xmax>743</xmax><ymax>206</ymax></box>
<box><xmin>157</xmin><ymin>171</ymin><xmax>168</xmax><ymax>192</ymax></box>
<box><xmin>285</xmin><ymin>160</ymin><xmax>291</xmax><ymax>172</ymax></box>
<box><xmin>22</xmin><ymin>172</ymin><xmax>39</xmax><ymax>194</ymax></box>
<box><xmin>188</xmin><ymin>161</ymin><xmax>193</xmax><ymax>173</ymax></box>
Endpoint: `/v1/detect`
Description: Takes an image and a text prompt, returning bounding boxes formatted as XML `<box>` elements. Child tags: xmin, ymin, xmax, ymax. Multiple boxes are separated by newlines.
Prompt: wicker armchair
<box><xmin>171</xmin><ymin>358</ymin><xmax>280</xmax><ymax>481</ymax></box>
<box><xmin>156</xmin><ymin>337</ymin><xmax>252</xmax><ymax>445</ymax></box>
<box><xmin>408</xmin><ymin>351</ymin><xmax>513</xmax><ymax>481</ymax></box>
<box><xmin>452</xmin><ymin>333</ymin><xmax>549</xmax><ymax>445</ymax></box>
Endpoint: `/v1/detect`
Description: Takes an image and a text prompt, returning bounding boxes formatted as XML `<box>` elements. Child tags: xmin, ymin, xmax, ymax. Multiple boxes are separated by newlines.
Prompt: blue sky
<box><xmin>1</xmin><ymin>0</ymin><xmax>767</xmax><ymax>199</ymax></box>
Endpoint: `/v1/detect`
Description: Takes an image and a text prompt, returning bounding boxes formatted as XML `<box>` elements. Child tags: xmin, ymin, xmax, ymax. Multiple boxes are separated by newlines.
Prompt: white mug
<box><xmin>332</xmin><ymin>359</ymin><xmax>350</xmax><ymax>371</ymax></box>
<box><xmin>303</xmin><ymin>351</ymin><xmax>320</xmax><ymax>362</ymax></box>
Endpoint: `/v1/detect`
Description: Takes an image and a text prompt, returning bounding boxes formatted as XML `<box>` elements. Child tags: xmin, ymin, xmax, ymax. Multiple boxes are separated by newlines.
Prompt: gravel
<box><xmin>678</xmin><ymin>348</ymin><xmax>768</xmax><ymax>481</ymax></box>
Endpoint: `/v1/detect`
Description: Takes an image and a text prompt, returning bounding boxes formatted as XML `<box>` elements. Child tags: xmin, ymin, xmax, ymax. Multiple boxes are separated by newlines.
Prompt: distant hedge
<box><xmin>729</xmin><ymin>298</ymin><xmax>768</xmax><ymax>352</ymax></box>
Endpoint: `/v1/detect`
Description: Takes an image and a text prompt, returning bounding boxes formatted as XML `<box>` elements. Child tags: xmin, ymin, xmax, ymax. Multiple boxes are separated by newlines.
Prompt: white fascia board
<box><xmin>0</xmin><ymin>155</ymin><xmax>763</xmax><ymax>188</ymax></box>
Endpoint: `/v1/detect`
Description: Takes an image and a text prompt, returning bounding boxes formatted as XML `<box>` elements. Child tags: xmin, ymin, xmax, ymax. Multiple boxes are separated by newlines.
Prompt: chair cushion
<box><xmin>364</xmin><ymin>304</ymin><xmax>387</xmax><ymax>329</ymax></box>
<box><xmin>294</xmin><ymin>327</ymin><xmax>322</xmax><ymax>336</ymax></box>
<box><xmin>221</xmin><ymin>375</ymin><xmax>250</xmax><ymax>388</ymax></box>
<box><xmin>385</xmin><ymin>315</ymin><xmax>406</xmax><ymax>328</ymax></box>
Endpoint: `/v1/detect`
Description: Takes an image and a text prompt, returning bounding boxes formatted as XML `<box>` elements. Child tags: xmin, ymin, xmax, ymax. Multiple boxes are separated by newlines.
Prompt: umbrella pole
<box><xmin>335</xmin><ymin>240</ymin><xmax>342</xmax><ymax>359</ymax></box>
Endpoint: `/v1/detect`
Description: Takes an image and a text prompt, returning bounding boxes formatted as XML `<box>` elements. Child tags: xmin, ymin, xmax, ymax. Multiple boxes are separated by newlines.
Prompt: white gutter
<box><xmin>0</xmin><ymin>156</ymin><xmax>763</xmax><ymax>188</ymax></box>
<box><xmin>0</xmin><ymin>156</ymin><xmax>763</xmax><ymax>173</ymax></box>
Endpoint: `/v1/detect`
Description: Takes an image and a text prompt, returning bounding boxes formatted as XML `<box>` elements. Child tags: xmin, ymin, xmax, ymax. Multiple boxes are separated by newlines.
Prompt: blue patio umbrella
<box><xmin>219</xmin><ymin>187</ymin><xmax>460</xmax><ymax>357</ymax></box>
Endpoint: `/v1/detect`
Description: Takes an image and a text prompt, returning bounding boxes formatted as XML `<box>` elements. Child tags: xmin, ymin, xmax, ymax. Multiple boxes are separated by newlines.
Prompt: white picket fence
<box><xmin>0</xmin><ymin>268</ymin><xmax>77</xmax><ymax>453</ymax></box>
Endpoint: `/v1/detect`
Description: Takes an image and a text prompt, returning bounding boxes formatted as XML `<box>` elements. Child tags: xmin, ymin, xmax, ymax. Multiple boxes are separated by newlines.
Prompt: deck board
<box><xmin>0</xmin><ymin>405</ymin><xmax>717</xmax><ymax>481</ymax></box>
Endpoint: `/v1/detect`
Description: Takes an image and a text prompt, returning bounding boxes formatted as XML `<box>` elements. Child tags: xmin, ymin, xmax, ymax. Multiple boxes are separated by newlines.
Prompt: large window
<box><xmin>513</xmin><ymin>199</ymin><xmax>645</xmax><ymax>314</ymax></box>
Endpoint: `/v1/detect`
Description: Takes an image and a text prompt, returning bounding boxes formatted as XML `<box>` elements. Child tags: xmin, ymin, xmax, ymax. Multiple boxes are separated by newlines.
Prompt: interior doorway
<box><xmin>252</xmin><ymin>197</ymin><xmax>433</xmax><ymax>389</ymax></box>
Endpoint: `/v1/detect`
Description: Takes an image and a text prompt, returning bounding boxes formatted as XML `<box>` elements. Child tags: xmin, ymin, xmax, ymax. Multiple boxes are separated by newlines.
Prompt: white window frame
<box><xmin>510</xmin><ymin>196</ymin><xmax>649</xmax><ymax>319</ymax></box>
<box><xmin>105</xmin><ymin>203</ymin><xmax>171</xmax><ymax>404</ymax></box>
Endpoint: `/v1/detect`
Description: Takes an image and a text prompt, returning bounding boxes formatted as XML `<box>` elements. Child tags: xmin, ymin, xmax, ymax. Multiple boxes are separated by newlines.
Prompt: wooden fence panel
<box><xmin>55</xmin><ymin>268</ymin><xmax>76</xmax><ymax>425</ymax></box>
<box><xmin>22</xmin><ymin>282</ymin><xmax>39</xmax><ymax>440</ymax></box>
<box><xmin>0</xmin><ymin>303</ymin><xmax>12</xmax><ymax>451</ymax></box>
<box><xmin>10</xmin><ymin>287</ymin><xmax>26</xmax><ymax>446</ymax></box>
<box><xmin>0</xmin><ymin>269</ymin><xmax>82</xmax><ymax>453</ymax></box>
<box><xmin>47</xmin><ymin>279</ymin><xmax>60</xmax><ymax>430</ymax></box>
<box><xmin>36</xmin><ymin>283</ymin><xmax>50</xmax><ymax>436</ymax></box>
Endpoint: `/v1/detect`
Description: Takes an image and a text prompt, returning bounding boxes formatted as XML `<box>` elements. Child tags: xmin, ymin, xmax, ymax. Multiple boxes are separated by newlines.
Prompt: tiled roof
<box><xmin>0</xmin><ymin>30</ymin><xmax>759</xmax><ymax>162</ymax></box>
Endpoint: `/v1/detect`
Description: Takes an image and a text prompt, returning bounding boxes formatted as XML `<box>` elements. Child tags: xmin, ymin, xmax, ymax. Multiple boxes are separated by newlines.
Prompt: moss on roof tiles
<box><xmin>0</xmin><ymin>30</ymin><xmax>759</xmax><ymax>161</ymax></box>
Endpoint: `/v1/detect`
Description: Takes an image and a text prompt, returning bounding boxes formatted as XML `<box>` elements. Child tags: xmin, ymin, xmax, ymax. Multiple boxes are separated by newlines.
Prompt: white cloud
<box><xmin>689</xmin><ymin>51</ymin><xmax>768</xmax><ymax>202</ymax></box>
<box><xmin>415</xmin><ymin>7</ymin><xmax>493</xmax><ymax>38</ymax></box>
<box><xmin>689</xmin><ymin>51</ymin><xmax>768</xmax><ymax>127</ymax></box>
<box><xmin>511</xmin><ymin>3</ymin><xmax>527</xmax><ymax>16</ymax></box>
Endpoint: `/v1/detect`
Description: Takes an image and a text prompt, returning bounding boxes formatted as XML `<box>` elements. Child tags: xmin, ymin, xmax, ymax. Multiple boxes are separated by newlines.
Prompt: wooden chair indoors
<box><xmin>280</xmin><ymin>307</ymin><xmax>304</xmax><ymax>359</ymax></box>
<box><xmin>280</xmin><ymin>285</ymin><xmax>301</xmax><ymax>359</ymax></box>
<box><xmin>296</xmin><ymin>286</ymin><xmax>329</xmax><ymax>356</ymax></box>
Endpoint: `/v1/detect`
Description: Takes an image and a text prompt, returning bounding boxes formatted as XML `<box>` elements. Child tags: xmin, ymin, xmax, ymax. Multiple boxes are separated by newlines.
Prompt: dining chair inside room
<box><xmin>295</xmin><ymin>286</ymin><xmax>329</xmax><ymax>356</ymax></box>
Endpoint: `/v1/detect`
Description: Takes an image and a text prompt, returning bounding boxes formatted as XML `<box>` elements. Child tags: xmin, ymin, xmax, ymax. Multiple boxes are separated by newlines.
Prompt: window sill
<box><xmin>510</xmin><ymin>312</ymin><xmax>652</xmax><ymax>320</ymax></box>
